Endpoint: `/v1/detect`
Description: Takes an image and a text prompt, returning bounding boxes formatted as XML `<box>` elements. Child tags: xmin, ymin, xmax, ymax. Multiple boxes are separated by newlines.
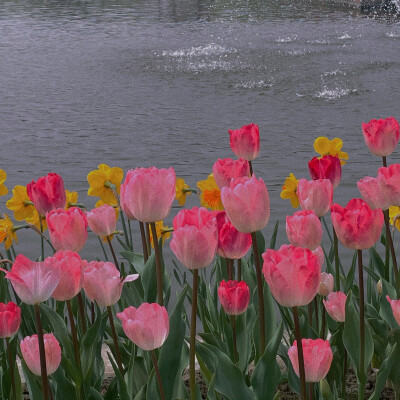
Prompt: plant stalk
<box><xmin>150</xmin><ymin>222</ymin><xmax>164</xmax><ymax>306</ymax></box>
<box><xmin>293</xmin><ymin>306</ymin><xmax>307</xmax><ymax>400</ymax></box>
<box><xmin>106</xmin><ymin>236</ymin><xmax>120</xmax><ymax>270</ymax></box>
<box><xmin>357</xmin><ymin>250</ymin><xmax>365</xmax><ymax>400</ymax></box>
<box><xmin>237</xmin><ymin>258</ymin><xmax>242</xmax><ymax>281</ymax></box>
<box><xmin>151</xmin><ymin>350</ymin><xmax>166</xmax><ymax>400</ymax></box>
<box><xmin>230</xmin><ymin>315</ymin><xmax>238</xmax><ymax>364</ymax></box>
<box><xmin>107</xmin><ymin>306</ymin><xmax>124</xmax><ymax>375</ymax></box>
<box><xmin>6</xmin><ymin>337</ymin><xmax>16</xmax><ymax>400</ymax></box>
<box><xmin>190</xmin><ymin>269</ymin><xmax>199</xmax><ymax>400</ymax></box>
<box><xmin>139</xmin><ymin>221</ymin><xmax>149</xmax><ymax>263</ymax></box>
<box><xmin>77</xmin><ymin>292</ymin><xmax>87</xmax><ymax>334</ymax></box>
<box><xmin>333</xmin><ymin>227</ymin><xmax>340</xmax><ymax>291</ymax></box>
<box><xmin>384</xmin><ymin>209</ymin><xmax>400</xmax><ymax>292</ymax></box>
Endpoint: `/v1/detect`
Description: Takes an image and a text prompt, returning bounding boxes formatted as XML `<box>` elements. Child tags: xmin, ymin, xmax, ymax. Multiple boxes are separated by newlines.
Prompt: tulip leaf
<box><xmin>344</xmin><ymin>252</ymin><xmax>357</xmax><ymax>294</ymax></box>
<box><xmin>89</xmin><ymin>387</ymin><xmax>105</xmax><ymax>400</ymax></box>
<box><xmin>268</xmin><ymin>220</ymin><xmax>279</xmax><ymax>250</ymax></box>
<box><xmin>52</xmin><ymin>363</ymin><xmax>78</xmax><ymax>399</ymax></box>
<box><xmin>141</xmin><ymin>252</ymin><xmax>157</xmax><ymax>303</ymax></box>
<box><xmin>379</xmin><ymin>279</ymin><xmax>398</xmax><ymax>329</ymax></box>
<box><xmin>107</xmin><ymin>352</ymin><xmax>130</xmax><ymax>400</ymax></box>
<box><xmin>21</xmin><ymin>360</ymin><xmax>44</xmax><ymax>400</ymax></box>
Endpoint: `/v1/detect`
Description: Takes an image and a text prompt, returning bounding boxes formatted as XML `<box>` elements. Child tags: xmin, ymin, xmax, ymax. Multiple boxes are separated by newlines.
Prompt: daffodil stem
<box><xmin>77</xmin><ymin>293</ymin><xmax>87</xmax><ymax>334</ymax></box>
<box><xmin>107</xmin><ymin>306</ymin><xmax>124</xmax><ymax>375</ymax></box>
<box><xmin>139</xmin><ymin>222</ymin><xmax>149</xmax><ymax>263</ymax></box>
<box><xmin>384</xmin><ymin>209</ymin><xmax>400</xmax><ymax>293</ymax></box>
<box><xmin>190</xmin><ymin>269</ymin><xmax>199</xmax><ymax>400</ymax></box>
<box><xmin>106</xmin><ymin>236</ymin><xmax>119</xmax><ymax>270</ymax></box>
<box><xmin>358</xmin><ymin>250</ymin><xmax>366</xmax><ymax>400</ymax></box>
<box><xmin>237</xmin><ymin>258</ymin><xmax>242</xmax><ymax>281</ymax></box>
<box><xmin>150</xmin><ymin>222</ymin><xmax>164</xmax><ymax>306</ymax></box>
<box><xmin>333</xmin><ymin>227</ymin><xmax>340</xmax><ymax>291</ymax></box>
<box><xmin>24</xmin><ymin>225</ymin><xmax>56</xmax><ymax>253</ymax></box>
<box><xmin>5</xmin><ymin>337</ymin><xmax>16</xmax><ymax>400</ymax></box>
<box><xmin>39</xmin><ymin>217</ymin><xmax>45</xmax><ymax>261</ymax></box>
<box><xmin>151</xmin><ymin>350</ymin><xmax>165</xmax><ymax>400</ymax></box>
<box><xmin>293</xmin><ymin>306</ymin><xmax>307</xmax><ymax>400</ymax></box>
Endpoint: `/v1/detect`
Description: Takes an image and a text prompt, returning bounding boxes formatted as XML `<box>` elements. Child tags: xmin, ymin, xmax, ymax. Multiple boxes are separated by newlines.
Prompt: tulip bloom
<box><xmin>170</xmin><ymin>207</ymin><xmax>218</xmax><ymax>270</ymax></box>
<box><xmin>120</xmin><ymin>167</ymin><xmax>176</xmax><ymax>223</ymax></box>
<box><xmin>86</xmin><ymin>204</ymin><xmax>117</xmax><ymax>238</ymax></box>
<box><xmin>308</xmin><ymin>155</ymin><xmax>341</xmax><ymax>189</ymax></box>
<box><xmin>228</xmin><ymin>123</ymin><xmax>260</xmax><ymax>161</ymax></box>
<box><xmin>0</xmin><ymin>255</ymin><xmax>61</xmax><ymax>305</ymax></box>
<box><xmin>218</xmin><ymin>280</ymin><xmax>250</xmax><ymax>315</ymax></box>
<box><xmin>317</xmin><ymin>272</ymin><xmax>334</xmax><ymax>297</ymax></box>
<box><xmin>212</xmin><ymin>158</ymin><xmax>250</xmax><ymax>189</ymax></box>
<box><xmin>312</xmin><ymin>246</ymin><xmax>325</xmax><ymax>269</ymax></box>
<box><xmin>288</xmin><ymin>339</ymin><xmax>333</xmax><ymax>382</ymax></box>
<box><xmin>0</xmin><ymin>302</ymin><xmax>21</xmax><ymax>338</ymax></box>
<box><xmin>362</xmin><ymin>117</ymin><xmax>400</xmax><ymax>157</ymax></box>
<box><xmin>47</xmin><ymin>207</ymin><xmax>88</xmax><ymax>252</ymax></box>
<box><xmin>297</xmin><ymin>178</ymin><xmax>333</xmax><ymax>217</ymax></box>
<box><xmin>83</xmin><ymin>261</ymin><xmax>138</xmax><ymax>307</ymax></box>
<box><xmin>387</xmin><ymin>296</ymin><xmax>400</xmax><ymax>326</ymax></box>
<box><xmin>357</xmin><ymin>176</ymin><xmax>390</xmax><ymax>210</ymax></box>
<box><xmin>262</xmin><ymin>244</ymin><xmax>321</xmax><ymax>307</ymax></box>
<box><xmin>20</xmin><ymin>334</ymin><xmax>61</xmax><ymax>376</ymax></box>
<box><xmin>221</xmin><ymin>175</ymin><xmax>270</xmax><ymax>233</ymax></box>
<box><xmin>331</xmin><ymin>199</ymin><xmax>384</xmax><ymax>250</ymax></box>
<box><xmin>285</xmin><ymin>210</ymin><xmax>323</xmax><ymax>250</ymax></box>
<box><xmin>323</xmin><ymin>291</ymin><xmax>346</xmax><ymax>322</ymax></box>
<box><xmin>117</xmin><ymin>303</ymin><xmax>169</xmax><ymax>351</ymax></box>
<box><xmin>27</xmin><ymin>173</ymin><xmax>66</xmax><ymax>216</ymax></box>
<box><xmin>377</xmin><ymin>164</ymin><xmax>400</xmax><ymax>207</ymax></box>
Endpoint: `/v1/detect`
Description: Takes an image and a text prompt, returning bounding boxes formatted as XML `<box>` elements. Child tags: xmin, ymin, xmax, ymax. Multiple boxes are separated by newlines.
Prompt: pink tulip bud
<box><xmin>218</xmin><ymin>280</ymin><xmax>250</xmax><ymax>315</ymax></box>
<box><xmin>26</xmin><ymin>173</ymin><xmax>66</xmax><ymax>216</ymax></box>
<box><xmin>285</xmin><ymin>210</ymin><xmax>323</xmax><ymax>250</ymax></box>
<box><xmin>262</xmin><ymin>244</ymin><xmax>321</xmax><ymax>307</ymax></box>
<box><xmin>117</xmin><ymin>303</ymin><xmax>169</xmax><ymax>351</ymax></box>
<box><xmin>297</xmin><ymin>178</ymin><xmax>333</xmax><ymax>217</ymax></box>
<box><xmin>323</xmin><ymin>291</ymin><xmax>347</xmax><ymax>322</ymax></box>
<box><xmin>308</xmin><ymin>155</ymin><xmax>341</xmax><ymax>189</ymax></box>
<box><xmin>387</xmin><ymin>296</ymin><xmax>400</xmax><ymax>326</ymax></box>
<box><xmin>312</xmin><ymin>247</ymin><xmax>325</xmax><ymax>269</ymax></box>
<box><xmin>212</xmin><ymin>158</ymin><xmax>250</xmax><ymax>189</ymax></box>
<box><xmin>46</xmin><ymin>207</ymin><xmax>88</xmax><ymax>252</ymax></box>
<box><xmin>362</xmin><ymin>117</ymin><xmax>400</xmax><ymax>157</ymax></box>
<box><xmin>0</xmin><ymin>302</ymin><xmax>21</xmax><ymax>338</ymax></box>
<box><xmin>20</xmin><ymin>334</ymin><xmax>61</xmax><ymax>376</ymax></box>
<box><xmin>86</xmin><ymin>204</ymin><xmax>117</xmax><ymax>238</ymax></box>
<box><xmin>331</xmin><ymin>199</ymin><xmax>384</xmax><ymax>250</ymax></box>
<box><xmin>221</xmin><ymin>175</ymin><xmax>270</xmax><ymax>233</ymax></box>
<box><xmin>318</xmin><ymin>272</ymin><xmax>334</xmax><ymax>296</ymax></box>
<box><xmin>0</xmin><ymin>255</ymin><xmax>61</xmax><ymax>305</ymax></box>
<box><xmin>377</xmin><ymin>164</ymin><xmax>400</xmax><ymax>207</ymax></box>
<box><xmin>228</xmin><ymin>123</ymin><xmax>260</xmax><ymax>161</ymax></box>
<box><xmin>357</xmin><ymin>176</ymin><xmax>390</xmax><ymax>210</ymax></box>
<box><xmin>120</xmin><ymin>167</ymin><xmax>175</xmax><ymax>223</ymax></box>
<box><xmin>288</xmin><ymin>338</ymin><xmax>333</xmax><ymax>382</ymax></box>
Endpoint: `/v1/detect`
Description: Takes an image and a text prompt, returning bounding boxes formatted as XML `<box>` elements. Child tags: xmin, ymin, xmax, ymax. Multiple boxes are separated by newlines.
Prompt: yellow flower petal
<box><xmin>280</xmin><ymin>173</ymin><xmax>299</xmax><ymax>209</ymax></box>
<box><xmin>149</xmin><ymin>221</ymin><xmax>171</xmax><ymax>248</ymax></box>
<box><xmin>0</xmin><ymin>214</ymin><xmax>17</xmax><ymax>250</ymax></box>
<box><xmin>0</xmin><ymin>170</ymin><xmax>8</xmax><ymax>196</ymax></box>
<box><xmin>197</xmin><ymin>174</ymin><xmax>224</xmax><ymax>211</ymax></box>
<box><xmin>65</xmin><ymin>190</ymin><xmax>79</xmax><ymax>209</ymax></box>
<box><xmin>6</xmin><ymin>185</ymin><xmax>36</xmax><ymax>221</ymax></box>
<box><xmin>314</xmin><ymin>137</ymin><xmax>348</xmax><ymax>166</ymax></box>
<box><xmin>389</xmin><ymin>206</ymin><xmax>400</xmax><ymax>232</ymax></box>
<box><xmin>175</xmin><ymin>177</ymin><xmax>191</xmax><ymax>206</ymax></box>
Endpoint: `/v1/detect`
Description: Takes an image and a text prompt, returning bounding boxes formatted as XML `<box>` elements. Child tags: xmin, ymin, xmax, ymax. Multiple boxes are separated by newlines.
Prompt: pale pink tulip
<box><xmin>297</xmin><ymin>178</ymin><xmax>333</xmax><ymax>217</ymax></box>
<box><xmin>212</xmin><ymin>158</ymin><xmax>250</xmax><ymax>189</ymax></box>
<box><xmin>308</xmin><ymin>155</ymin><xmax>341</xmax><ymax>189</ymax></box>
<box><xmin>218</xmin><ymin>280</ymin><xmax>250</xmax><ymax>315</ymax></box>
<box><xmin>323</xmin><ymin>292</ymin><xmax>347</xmax><ymax>322</ymax></box>
<box><xmin>0</xmin><ymin>302</ymin><xmax>21</xmax><ymax>338</ymax></box>
<box><xmin>387</xmin><ymin>296</ymin><xmax>400</xmax><ymax>326</ymax></box>
<box><xmin>312</xmin><ymin>247</ymin><xmax>325</xmax><ymax>269</ymax></box>
<box><xmin>228</xmin><ymin>123</ymin><xmax>260</xmax><ymax>161</ymax></box>
<box><xmin>86</xmin><ymin>204</ymin><xmax>117</xmax><ymax>238</ymax></box>
<box><xmin>377</xmin><ymin>164</ymin><xmax>400</xmax><ymax>207</ymax></box>
<box><xmin>317</xmin><ymin>272</ymin><xmax>334</xmax><ymax>297</ymax></box>
<box><xmin>357</xmin><ymin>176</ymin><xmax>390</xmax><ymax>210</ymax></box>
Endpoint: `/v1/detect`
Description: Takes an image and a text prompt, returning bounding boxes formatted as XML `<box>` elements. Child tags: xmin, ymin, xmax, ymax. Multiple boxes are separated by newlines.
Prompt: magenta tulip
<box><xmin>377</xmin><ymin>164</ymin><xmax>400</xmax><ymax>207</ymax></box>
<box><xmin>228</xmin><ymin>123</ymin><xmax>260</xmax><ymax>161</ymax></box>
<box><xmin>86</xmin><ymin>204</ymin><xmax>117</xmax><ymax>238</ymax></box>
<box><xmin>317</xmin><ymin>272</ymin><xmax>334</xmax><ymax>297</ymax></box>
<box><xmin>308</xmin><ymin>155</ymin><xmax>341</xmax><ymax>189</ymax></box>
<box><xmin>212</xmin><ymin>158</ymin><xmax>250</xmax><ymax>189</ymax></box>
<box><xmin>297</xmin><ymin>178</ymin><xmax>333</xmax><ymax>217</ymax></box>
<box><xmin>218</xmin><ymin>280</ymin><xmax>250</xmax><ymax>315</ymax></box>
<box><xmin>357</xmin><ymin>176</ymin><xmax>390</xmax><ymax>210</ymax></box>
<box><xmin>323</xmin><ymin>292</ymin><xmax>347</xmax><ymax>322</ymax></box>
<box><xmin>387</xmin><ymin>296</ymin><xmax>400</xmax><ymax>326</ymax></box>
<box><xmin>0</xmin><ymin>302</ymin><xmax>21</xmax><ymax>338</ymax></box>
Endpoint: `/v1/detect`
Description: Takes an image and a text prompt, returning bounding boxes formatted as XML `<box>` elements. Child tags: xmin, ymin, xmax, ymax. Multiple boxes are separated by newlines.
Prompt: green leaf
<box><xmin>21</xmin><ymin>360</ymin><xmax>44</xmax><ymax>400</ymax></box>
<box><xmin>89</xmin><ymin>387</ymin><xmax>105</xmax><ymax>400</ymax></box>
<box><xmin>344</xmin><ymin>253</ymin><xmax>357</xmax><ymax>294</ymax></box>
<box><xmin>379</xmin><ymin>279</ymin><xmax>398</xmax><ymax>329</ymax></box>
<box><xmin>141</xmin><ymin>252</ymin><xmax>157</xmax><ymax>303</ymax></box>
<box><xmin>268</xmin><ymin>220</ymin><xmax>279</xmax><ymax>250</ymax></box>
<box><xmin>107</xmin><ymin>352</ymin><xmax>130</xmax><ymax>400</ymax></box>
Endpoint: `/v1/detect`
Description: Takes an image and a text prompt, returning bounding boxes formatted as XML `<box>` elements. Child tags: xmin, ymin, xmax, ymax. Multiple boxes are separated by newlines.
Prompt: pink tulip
<box><xmin>288</xmin><ymin>338</ymin><xmax>333</xmax><ymax>382</ymax></box>
<box><xmin>297</xmin><ymin>178</ymin><xmax>333</xmax><ymax>217</ymax></box>
<box><xmin>20</xmin><ymin>334</ymin><xmax>61</xmax><ymax>376</ymax></box>
<box><xmin>228</xmin><ymin>123</ymin><xmax>260</xmax><ymax>161</ymax></box>
<box><xmin>49</xmin><ymin>251</ymin><xmax>84</xmax><ymax>301</ymax></box>
<box><xmin>308</xmin><ymin>155</ymin><xmax>341</xmax><ymax>189</ymax></box>
<box><xmin>27</xmin><ymin>173</ymin><xmax>66</xmax><ymax>215</ymax></box>
<box><xmin>221</xmin><ymin>175</ymin><xmax>270</xmax><ymax>233</ymax></box>
<box><xmin>312</xmin><ymin>246</ymin><xmax>325</xmax><ymax>269</ymax></box>
<box><xmin>86</xmin><ymin>204</ymin><xmax>117</xmax><ymax>238</ymax></box>
<box><xmin>0</xmin><ymin>302</ymin><xmax>21</xmax><ymax>338</ymax></box>
<box><xmin>215</xmin><ymin>211</ymin><xmax>251</xmax><ymax>259</ymax></box>
<box><xmin>170</xmin><ymin>207</ymin><xmax>218</xmax><ymax>270</ymax></box>
<box><xmin>362</xmin><ymin>117</ymin><xmax>400</xmax><ymax>157</ymax></box>
<box><xmin>117</xmin><ymin>303</ymin><xmax>169</xmax><ymax>351</ymax></box>
<box><xmin>0</xmin><ymin>255</ymin><xmax>61</xmax><ymax>305</ymax></box>
<box><xmin>357</xmin><ymin>176</ymin><xmax>390</xmax><ymax>210</ymax></box>
<box><xmin>323</xmin><ymin>291</ymin><xmax>347</xmax><ymax>322</ymax></box>
<box><xmin>262</xmin><ymin>244</ymin><xmax>321</xmax><ymax>307</ymax></box>
<box><xmin>387</xmin><ymin>296</ymin><xmax>400</xmax><ymax>326</ymax></box>
<box><xmin>317</xmin><ymin>272</ymin><xmax>334</xmax><ymax>296</ymax></box>
<box><xmin>285</xmin><ymin>210</ymin><xmax>323</xmax><ymax>250</ymax></box>
<box><xmin>120</xmin><ymin>167</ymin><xmax>175</xmax><ymax>223</ymax></box>
<box><xmin>377</xmin><ymin>164</ymin><xmax>400</xmax><ymax>207</ymax></box>
<box><xmin>331</xmin><ymin>199</ymin><xmax>384</xmax><ymax>250</ymax></box>
<box><xmin>212</xmin><ymin>158</ymin><xmax>250</xmax><ymax>189</ymax></box>
<box><xmin>218</xmin><ymin>280</ymin><xmax>250</xmax><ymax>315</ymax></box>
<box><xmin>83</xmin><ymin>261</ymin><xmax>138</xmax><ymax>307</ymax></box>
<box><xmin>46</xmin><ymin>207</ymin><xmax>88</xmax><ymax>252</ymax></box>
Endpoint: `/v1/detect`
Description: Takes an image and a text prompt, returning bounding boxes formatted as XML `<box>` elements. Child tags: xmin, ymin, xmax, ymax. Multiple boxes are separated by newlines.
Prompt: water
<box><xmin>1</xmin><ymin>0</ymin><xmax>400</xmax><ymax>264</ymax></box>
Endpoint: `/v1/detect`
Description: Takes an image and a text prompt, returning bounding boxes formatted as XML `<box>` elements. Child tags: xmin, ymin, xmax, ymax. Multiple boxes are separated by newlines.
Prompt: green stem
<box><xmin>308</xmin><ymin>303</ymin><xmax>313</xmax><ymax>328</ymax></box>
<box><xmin>107</xmin><ymin>306</ymin><xmax>124</xmax><ymax>375</ymax></box>
<box><xmin>39</xmin><ymin>217</ymin><xmax>45</xmax><ymax>261</ymax></box>
<box><xmin>151</xmin><ymin>350</ymin><xmax>165</xmax><ymax>400</ymax></box>
<box><xmin>321</xmin><ymin>305</ymin><xmax>326</xmax><ymax>339</ymax></box>
<box><xmin>314</xmin><ymin>297</ymin><xmax>319</xmax><ymax>330</ymax></box>
<box><xmin>119</xmin><ymin>210</ymin><xmax>131</xmax><ymax>249</ymax></box>
<box><xmin>227</xmin><ymin>258</ymin><xmax>233</xmax><ymax>280</ymax></box>
<box><xmin>230</xmin><ymin>315</ymin><xmax>238</xmax><ymax>364</ymax></box>
<box><xmin>308</xmin><ymin>383</ymin><xmax>313</xmax><ymax>400</ymax></box>
<box><xmin>77</xmin><ymin>292</ymin><xmax>87</xmax><ymax>334</ymax></box>
<box><xmin>128</xmin><ymin>219</ymin><xmax>133</xmax><ymax>250</ymax></box>
<box><xmin>139</xmin><ymin>222</ymin><xmax>149</xmax><ymax>263</ymax></box>
<box><xmin>190</xmin><ymin>269</ymin><xmax>199</xmax><ymax>400</ymax></box>
<box><xmin>357</xmin><ymin>250</ymin><xmax>365</xmax><ymax>400</ymax></box>
<box><xmin>384</xmin><ymin>209</ymin><xmax>400</xmax><ymax>293</ymax></box>
<box><xmin>237</xmin><ymin>258</ymin><xmax>242</xmax><ymax>281</ymax></box>
<box><xmin>333</xmin><ymin>227</ymin><xmax>340</xmax><ymax>291</ymax></box>
<box><xmin>98</xmin><ymin>237</ymin><xmax>109</xmax><ymax>261</ymax></box>
<box><xmin>293</xmin><ymin>306</ymin><xmax>307</xmax><ymax>400</ymax></box>
<box><xmin>145</xmin><ymin>223</ymin><xmax>151</xmax><ymax>256</ymax></box>
<box><xmin>150</xmin><ymin>222</ymin><xmax>164</xmax><ymax>306</ymax></box>
<box><xmin>106</xmin><ymin>236</ymin><xmax>119</xmax><ymax>270</ymax></box>
<box><xmin>5</xmin><ymin>337</ymin><xmax>16</xmax><ymax>400</ymax></box>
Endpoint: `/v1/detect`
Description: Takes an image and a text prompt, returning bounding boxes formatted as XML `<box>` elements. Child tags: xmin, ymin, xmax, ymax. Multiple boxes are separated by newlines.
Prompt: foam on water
<box><xmin>386</xmin><ymin>31</ymin><xmax>400</xmax><ymax>38</ymax></box>
<box><xmin>276</xmin><ymin>35</ymin><xmax>297</xmax><ymax>43</ymax></box>
<box><xmin>338</xmin><ymin>33</ymin><xmax>352</xmax><ymax>40</ymax></box>
<box><xmin>161</xmin><ymin>44</ymin><xmax>235</xmax><ymax>57</ymax></box>
<box><xmin>313</xmin><ymin>86</ymin><xmax>357</xmax><ymax>100</ymax></box>
<box><xmin>234</xmin><ymin>80</ymin><xmax>273</xmax><ymax>89</ymax></box>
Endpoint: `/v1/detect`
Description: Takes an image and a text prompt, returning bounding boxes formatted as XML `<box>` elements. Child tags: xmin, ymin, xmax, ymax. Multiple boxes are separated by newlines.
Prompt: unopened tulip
<box><xmin>362</xmin><ymin>117</ymin><xmax>400</xmax><ymax>157</ymax></box>
<box><xmin>318</xmin><ymin>272</ymin><xmax>334</xmax><ymax>296</ymax></box>
<box><xmin>47</xmin><ymin>207</ymin><xmax>88</xmax><ymax>252</ymax></box>
<box><xmin>357</xmin><ymin>176</ymin><xmax>390</xmax><ymax>210</ymax></box>
<box><xmin>387</xmin><ymin>296</ymin><xmax>400</xmax><ymax>326</ymax></box>
<box><xmin>117</xmin><ymin>303</ymin><xmax>169</xmax><ymax>351</ymax></box>
<box><xmin>312</xmin><ymin>247</ymin><xmax>325</xmax><ymax>269</ymax></box>
<box><xmin>286</xmin><ymin>210</ymin><xmax>323</xmax><ymax>250</ymax></box>
<box><xmin>212</xmin><ymin>158</ymin><xmax>250</xmax><ymax>189</ymax></box>
<box><xmin>20</xmin><ymin>334</ymin><xmax>61</xmax><ymax>376</ymax></box>
<box><xmin>331</xmin><ymin>199</ymin><xmax>384</xmax><ymax>250</ymax></box>
<box><xmin>262</xmin><ymin>244</ymin><xmax>321</xmax><ymax>307</ymax></box>
<box><xmin>0</xmin><ymin>255</ymin><xmax>60</xmax><ymax>305</ymax></box>
<box><xmin>228</xmin><ymin>123</ymin><xmax>260</xmax><ymax>161</ymax></box>
<box><xmin>218</xmin><ymin>280</ymin><xmax>250</xmax><ymax>315</ymax></box>
<box><xmin>87</xmin><ymin>204</ymin><xmax>117</xmax><ymax>238</ymax></box>
<box><xmin>288</xmin><ymin>338</ymin><xmax>333</xmax><ymax>382</ymax></box>
<box><xmin>308</xmin><ymin>155</ymin><xmax>341</xmax><ymax>189</ymax></box>
<box><xmin>377</xmin><ymin>164</ymin><xmax>400</xmax><ymax>207</ymax></box>
<box><xmin>27</xmin><ymin>173</ymin><xmax>66</xmax><ymax>215</ymax></box>
<box><xmin>297</xmin><ymin>178</ymin><xmax>333</xmax><ymax>217</ymax></box>
<box><xmin>120</xmin><ymin>167</ymin><xmax>175</xmax><ymax>223</ymax></box>
<box><xmin>221</xmin><ymin>175</ymin><xmax>270</xmax><ymax>233</ymax></box>
<box><xmin>323</xmin><ymin>292</ymin><xmax>347</xmax><ymax>322</ymax></box>
<box><xmin>0</xmin><ymin>302</ymin><xmax>21</xmax><ymax>338</ymax></box>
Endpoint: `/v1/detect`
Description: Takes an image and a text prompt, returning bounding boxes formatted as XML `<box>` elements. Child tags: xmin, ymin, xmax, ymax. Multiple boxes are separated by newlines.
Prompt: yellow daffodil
<box><xmin>175</xmin><ymin>177</ymin><xmax>192</xmax><ymax>206</ymax></box>
<box><xmin>65</xmin><ymin>190</ymin><xmax>79</xmax><ymax>209</ymax></box>
<box><xmin>0</xmin><ymin>214</ymin><xmax>18</xmax><ymax>250</ymax></box>
<box><xmin>197</xmin><ymin>174</ymin><xmax>224</xmax><ymax>211</ymax></box>
<box><xmin>25</xmin><ymin>212</ymin><xmax>47</xmax><ymax>231</ymax></box>
<box><xmin>280</xmin><ymin>173</ymin><xmax>299</xmax><ymax>208</ymax></box>
<box><xmin>87</xmin><ymin>164</ymin><xmax>123</xmax><ymax>205</ymax></box>
<box><xmin>389</xmin><ymin>206</ymin><xmax>400</xmax><ymax>232</ymax></box>
<box><xmin>149</xmin><ymin>221</ymin><xmax>172</xmax><ymax>248</ymax></box>
<box><xmin>6</xmin><ymin>185</ymin><xmax>36</xmax><ymax>221</ymax></box>
<box><xmin>314</xmin><ymin>137</ymin><xmax>349</xmax><ymax>166</ymax></box>
<box><xmin>0</xmin><ymin>170</ymin><xmax>8</xmax><ymax>196</ymax></box>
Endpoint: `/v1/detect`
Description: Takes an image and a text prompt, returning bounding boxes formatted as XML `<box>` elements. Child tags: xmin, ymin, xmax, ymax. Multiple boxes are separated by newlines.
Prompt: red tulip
<box><xmin>47</xmin><ymin>207</ymin><xmax>88</xmax><ymax>252</ymax></box>
<box><xmin>288</xmin><ymin>338</ymin><xmax>333</xmax><ymax>382</ymax></box>
<box><xmin>331</xmin><ymin>199</ymin><xmax>384</xmax><ymax>250</ymax></box>
<box><xmin>297</xmin><ymin>178</ymin><xmax>333</xmax><ymax>217</ymax></box>
<box><xmin>387</xmin><ymin>296</ymin><xmax>400</xmax><ymax>326</ymax></box>
<box><xmin>27</xmin><ymin>173</ymin><xmax>66</xmax><ymax>215</ymax></box>
<box><xmin>117</xmin><ymin>303</ymin><xmax>169</xmax><ymax>351</ymax></box>
<box><xmin>212</xmin><ymin>158</ymin><xmax>250</xmax><ymax>189</ymax></box>
<box><xmin>317</xmin><ymin>272</ymin><xmax>334</xmax><ymax>297</ymax></box>
<box><xmin>0</xmin><ymin>302</ymin><xmax>21</xmax><ymax>338</ymax></box>
<box><xmin>262</xmin><ymin>244</ymin><xmax>321</xmax><ymax>307</ymax></box>
<box><xmin>323</xmin><ymin>291</ymin><xmax>347</xmax><ymax>322</ymax></box>
<box><xmin>377</xmin><ymin>164</ymin><xmax>400</xmax><ymax>207</ymax></box>
<box><xmin>308</xmin><ymin>155</ymin><xmax>341</xmax><ymax>189</ymax></box>
<box><xmin>357</xmin><ymin>176</ymin><xmax>390</xmax><ymax>210</ymax></box>
<box><xmin>218</xmin><ymin>280</ymin><xmax>250</xmax><ymax>315</ymax></box>
<box><xmin>87</xmin><ymin>204</ymin><xmax>117</xmax><ymax>238</ymax></box>
<box><xmin>20</xmin><ymin>334</ymin><xmax>61</xmax><ymax>376</ymax></box>
<box><xmin>362</xmin><ymin>117</ymin><xmax>400</xmax><ymax>157</ymax></box>
<box><xmin>228</xmin><ymin>123</ymin><xmax>260</xmax><ymax>161</ymax></box>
